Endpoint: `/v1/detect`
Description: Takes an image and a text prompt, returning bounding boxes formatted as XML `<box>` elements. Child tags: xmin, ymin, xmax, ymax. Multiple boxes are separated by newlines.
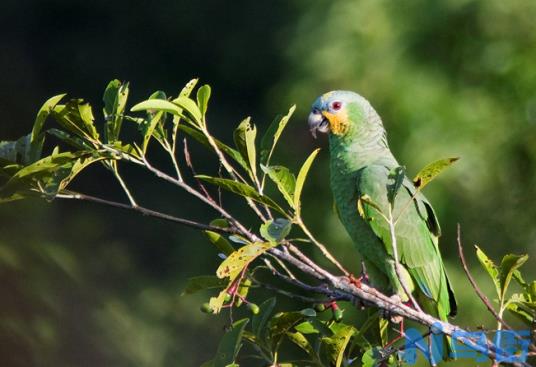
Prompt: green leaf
<box><xmin>321</xmin><ymin>324</ymin><xmax>356</xmax><ymax>367</ymax></box>
<box><xmin>361</xmin><ymin>347</ymin><xmax>382</xmax><ymax>367</ymax></box>
<box><xmin>131</xmin><ymin>98</ymin><xmax>190</xmax><ymax>124</ymax></box>
<box><xmin>103</xmin><ymin>80</ymin><xmax>129</xmax><ymax>143</ymax></box>
<box><xmin>216</xmin><ymin>242</ymin><xmax>275</xmax><ymax>281</ymax></box>
<box><xmin>179</xmin><ymin>125</ymin><xmax>248</xmax><ymax>171</ymax></box>
<box><xmin>141</xmin><ymin>109</ymin><xmax>165</xmax><ymax>153</ymax></box>
<box><xmin>260</xmin><ymin>105</ymin><xmax>295</xmax><ymax>165</ymax></box>
<box><xmin>387</xmin><ymin>166</ymin><xmax>405</xmax><ymax>206</ymax></box>
<box><xmin>213</xmin><ymin>318</ymin><xmax>249</xmax><ymax>367</ymax></box>
<box><xmin>172</xmin><ymin>95</ymin><xmax>203</xmax><ymax>126</ymax></box>
<box><xmin>0</xmin><ymin>134</ymin><xmax>33</xmax><ymax>165</ymax></box>
<box><xmin>294</xmin><ymin>148</ymin><xmax>320</xmax><ymax>217</ymax></box>
<box><xmin>252</xmin><ymin>297</ymin><xmax>276</xmax><ymax>340</ymax></box>
<box><xmin>233</xmin><ymin>117</ymin><xmax>257</xmax><ymax>179</ymax></box>
<box><xmin>204</xmin><ymin>231</ymin><xmax>235</xmax><ymax>256</ymax></box>
<box><xmin>181</xmin><ymin>275</ymin><xmax>228</xmax><ymax>295</ymax></box>
<box><xmin>269</xmin><ymin>311</ymin><xmax>306</xmax><ymax>350</ymax></box>
<box><xmin>475</xmin><ymin>245</ymin><xmax>501</xmax><ymax>297</ymax></box>
<box><xmin>260</xmin><ymin>218</ymin><xmax>292</xmax><ymax>242</ymax></box>
<box><xmin>30</xmin><ymin>94</ymin><xmax>66</xmax><ymax>162</ymax></box>
<box><xmin>171</xmin><ymin>78</ymin><xmax>199</xmax><ymax>149</ymax></box>
<box><xmin>47</xmin><ymin>128</ymin><xmax>93</xmax><ymax>150</ymax></box>
<box><xmin>197</xmin><ymin>84</ymin><xmax>211</xmax><ymax>118</ymax></box>
<box><xmin>499</xmin><ymin>253</ymin><xmax>529</xmax><ymax>300</ymax></box>
<box><xmin>52</xmin><ymin>100</ymin><xmax>100</xmax><ymax>142</ymax></box>
<box><xmin>261</xmin><ymin>165</ymin><xmax>296</xmax><ymax>207</ymax></box>
<box><xmin>286</xmin><ymin>331</ymin><xmax>315</xmax><ymax>358</ymax></box>
<box><xmin>0</xmin><ymin>151</ymin><xmax>104</xmax><ymax>200</ymax></box>
<box><xmin>210</xmin><ymin>242</ymin><xmax>275</xmax><ymax>313</ymax></box>
<box><xmin>196</xmin><ymin>176</ymin><xmax>286</xmax><ymax>215</ymax></box>
<box><xmin>413</xmin><ymin>157</ymin><xmax>459</xmax><ymax>190</ymax></box>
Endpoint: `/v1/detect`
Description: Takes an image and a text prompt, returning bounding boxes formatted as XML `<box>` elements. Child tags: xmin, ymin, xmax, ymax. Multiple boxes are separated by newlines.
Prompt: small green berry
<box><xmin>234</xmin><ymin>298</ymin><xmax>243</xmax><ymax>307</ymax></box>
<box><xmin>314</xmin><ymin>303</ymin><xmax>326</xmax><ymax>312</ymax></box>
<box><xmin>247</xmin><ymin>303</ymin><xmax>260</xmax><ymax>315</ymax></box>
<box><xmin>224</xmin><ymin>292</ymin><xmax>232</xmax><ymax>302</ymax></box>
<box><xmin>333</xmin><ymin>308</ymin><xmax>344</xmax><ymax>322</ymax></box>
<box><xmin>200</xmin><ymin>303</ymin><xmax>213</xmax><ymax>314</ymax></box>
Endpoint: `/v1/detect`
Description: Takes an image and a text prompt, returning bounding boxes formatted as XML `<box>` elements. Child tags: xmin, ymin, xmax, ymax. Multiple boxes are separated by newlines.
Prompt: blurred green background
<box><xmin>1</xmin><ymin>0</ymin><xmax>535</xmax><ymax>366</ymax></box>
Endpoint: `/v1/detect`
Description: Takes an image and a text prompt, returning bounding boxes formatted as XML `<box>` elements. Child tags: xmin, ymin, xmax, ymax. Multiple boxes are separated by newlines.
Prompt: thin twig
<box><xmin>457</xmin><ymin>224</ymin><xmax>512</xmax><ymax>330</ymax></box>
<box><xmin>183</xmin><ymin>138</ymin><xmax>214</xmax><ymax>201</ymax></box>
<box><xmin>56</xmin><ymin>191</ymin><xmax>237</xmax><ymax>235</ymax></box>
<box><xmin>296</xmin><ymin>218</ymin><xmax>349</xmax><ymax>276</ymax></box>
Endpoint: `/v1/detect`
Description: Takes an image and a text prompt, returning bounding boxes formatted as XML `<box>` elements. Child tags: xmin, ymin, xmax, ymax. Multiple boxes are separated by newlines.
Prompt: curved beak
<box><xmin>308</xmin><ymin>111</ymin><xmax>330</xmax><ymax>139</ymax></box>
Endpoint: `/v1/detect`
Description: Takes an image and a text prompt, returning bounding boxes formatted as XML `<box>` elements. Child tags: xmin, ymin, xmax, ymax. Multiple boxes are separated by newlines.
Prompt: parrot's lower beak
<box><xmin>308</xmin><ymin>111</ymin><xmax>329</xmax><ymax>139</ymax></box>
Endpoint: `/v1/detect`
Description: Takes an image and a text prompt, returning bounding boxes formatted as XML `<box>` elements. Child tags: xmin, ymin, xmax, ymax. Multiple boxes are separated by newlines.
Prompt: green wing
<box><xmin>357</xmin><ymin>165</ymin><xmax>456</xmax><ymax>319</ymax></box>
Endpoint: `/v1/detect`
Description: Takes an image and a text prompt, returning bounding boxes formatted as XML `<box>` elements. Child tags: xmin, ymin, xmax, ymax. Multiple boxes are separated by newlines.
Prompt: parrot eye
<box><xmin>331</xmin><ymin>101</ymin><xmax>342</xmax><ymax>111</ymax></box>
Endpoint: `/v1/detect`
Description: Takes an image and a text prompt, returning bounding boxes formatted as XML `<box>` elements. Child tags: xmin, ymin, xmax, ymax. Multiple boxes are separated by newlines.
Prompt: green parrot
<box><xmin>308</xmin><ymin>91</ymin><xmax>457</xmax><ymax>357</ymax></box>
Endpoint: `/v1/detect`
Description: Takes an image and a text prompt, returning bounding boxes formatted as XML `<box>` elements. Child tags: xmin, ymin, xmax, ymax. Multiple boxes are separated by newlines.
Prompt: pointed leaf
<box><xmin>131</xmin><ymin>98</ymin><xmax>186</xmax><ymax>117</ymax></box>
<box><xmin>213</xmin><ymin>318</ymin><xmax>249</xmax><ymax>367</ymax></box>
<box><xmin>262</xmin><ymin>165</ymin><xmax>296</xmax><ymax>207</ymax></box>
<box><xmin>181</xmin><ymin>275</ymin><xmax>228</xmax><ymax>295</ymax></box>
<box><xmin>52</xmin><ymin>100</ymin><xmax>100</xmax><ymax>142</ymax></box>
<box><xmin>204</xmin><ymin>231</ymin><xmax>235</xmax><ymax>256</ymax></box>
<box><xmin>196</xmin><ymin>176</ymin><xmax>286</xmax><ymax>215</ymax></box>
<box><xmin>499</xmin><ymin>253</ymin><xmax>529</xmax><ymax>300</ymax></box>
<box><xmin>321</xmin><ymin>324</ymin><xmax>356</xmax><ymax>367</ymax></box>
<box><xmin>413</xmin><ymin>157</ymin><xmax>459</xmax><ymax>189</ymax></box>
<box><xmin>172</xmin><ymin>95</ymin><xmax>202</xmax><ymax>125</ymax></box>
<box><xmin>286</xmin><ymin>331</ymin><xmax>315</xmax><ymax>357</ymax></box>
<box><xmin>260</xmin><ymin>105</ymin><xmax>295</xmax><ymax>165</ymax></box>
<box><xmin>294</xmin><ymin>148</ymin><xmax>320</xmax><ymax>217</ymax></box>
<box><xmin>171</xmin><ymin>78</ymin><xmax>198</xmax><ymax>149</ymax></box>
<box><xmin>197</xmin><ymin>84</ymin><xmax>211</xmax><ymax>118</ymax></box>
<box><xmin>179</xmin><ymin>125</ymin><xmax>248</xmax><ymax>170</ymax></box>
<box><xmin>216</xmin><ymin>242</ymin><xmax>275</xmax><ymax>281</ymax></box>
<box><xmin>475</xmin><ymin>245</ymin><xmax>501</xmax><ymax>297</ymax></box>
<box><xmin>252</xmin><ymin>297</ymin><xmax>276</xmax><ymax>339</ymax></box>
<box><xmin>233</xmin><ymin>117</ymin><xmax>257</xmax><ymax>179</ymax></box>
<box><xmin>103</xmin><ymin>80</ymin><xmax>129</xmax><ymax>143</ymax></box>
<box><xmin>30</xmin><ymin>94</ymin><xmax>66</xmax><ymax>162</ymax></box>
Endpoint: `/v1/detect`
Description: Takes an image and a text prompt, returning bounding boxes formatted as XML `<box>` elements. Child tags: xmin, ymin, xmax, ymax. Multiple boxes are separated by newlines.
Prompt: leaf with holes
<box><xmin>413</xmin><ymin>157</ymin><xmax>459</xmax><ymax>190</ymax></box>
<box><xmin>475</xmin><ymin>245</ymin><xmax>500</xmax><ymax>297</ymax></box>
<box><xmin>30</xmin><ymin>94</ymin><xmax>66</xmax><ymax>162</ymax></box>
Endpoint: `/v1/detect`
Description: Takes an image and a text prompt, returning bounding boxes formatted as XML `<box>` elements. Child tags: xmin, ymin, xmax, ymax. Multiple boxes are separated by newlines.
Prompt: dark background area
<box><xmin>1</xmin><ymin>1</ymin><xmax>535</xmax><ymax>366</ymax></box>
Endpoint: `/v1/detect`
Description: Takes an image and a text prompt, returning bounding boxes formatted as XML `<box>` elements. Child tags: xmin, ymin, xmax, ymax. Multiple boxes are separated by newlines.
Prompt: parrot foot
<box><xmin>382</xmin><ymin>294</ymin><xmax>404</xmax><ymax>324</ymax></box>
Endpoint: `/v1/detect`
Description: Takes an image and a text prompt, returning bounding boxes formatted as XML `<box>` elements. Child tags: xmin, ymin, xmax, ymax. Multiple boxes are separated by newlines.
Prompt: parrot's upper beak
<box><xmin>308</xmin><ymin>110</ymin><xmax>330</xmax><ymax>139</ymax></box>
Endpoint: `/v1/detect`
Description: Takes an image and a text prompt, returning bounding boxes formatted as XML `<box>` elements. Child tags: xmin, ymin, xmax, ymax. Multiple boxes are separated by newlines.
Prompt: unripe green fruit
<box><xmin>234</xmin><ymin>298</ymin><xmax>243</xmax><ymax>307</ymax></box>
<box><xmin>247</xmin><ymin>303</ymin><xmax>260</xmax><ymax>315</ymax></box>
<box><xmin>314</xmin><ymin>303</ymin><xmax>326</xmax><ymax>312</ymax></box>
<box><xmin>333</xmin><ymin>308</ymin><xmax>344</xmax><ymax>322</ymax></box>
<box><xmin>224</xmin><ymin>293</ymin><xmax>232</xmax><ymax>302</ymax></box>
<box><xmin>200</xmin><ymin>303</ymin><xmax>213</xmax><ymax>314</ymax></box>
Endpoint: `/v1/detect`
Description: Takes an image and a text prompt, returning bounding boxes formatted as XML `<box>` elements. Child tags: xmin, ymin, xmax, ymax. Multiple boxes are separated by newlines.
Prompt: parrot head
<box><xmin>308</xmin><ymin>90</ymin><xmax>382</xmax><ymax>139</ymax></box>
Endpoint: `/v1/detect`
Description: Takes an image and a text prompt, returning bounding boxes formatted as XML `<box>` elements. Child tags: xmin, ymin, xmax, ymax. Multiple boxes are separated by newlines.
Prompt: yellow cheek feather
<box><xmin>322</xmin><ymin>110</ymin><xmax>349</xmax><ymax>136</ymax></box>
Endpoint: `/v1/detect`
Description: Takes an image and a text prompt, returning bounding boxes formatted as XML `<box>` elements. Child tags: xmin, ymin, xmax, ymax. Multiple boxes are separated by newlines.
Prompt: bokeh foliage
<box><xmin>1</xmin><ymin>0</ymin><xmax>535</xmax><ymax>366</ymax></box>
